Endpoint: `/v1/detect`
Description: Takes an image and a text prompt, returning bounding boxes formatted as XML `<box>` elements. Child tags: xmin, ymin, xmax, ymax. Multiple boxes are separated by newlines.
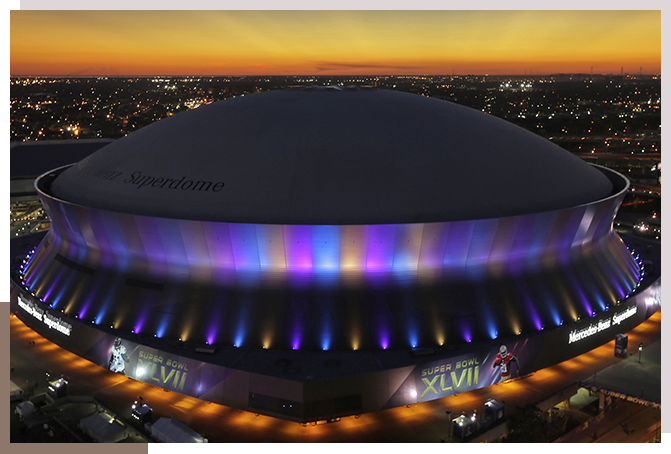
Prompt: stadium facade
<box><xmin>10</xmin><ymin>88</ymin><xmax>660</xmax><ymax>422</ymax></box>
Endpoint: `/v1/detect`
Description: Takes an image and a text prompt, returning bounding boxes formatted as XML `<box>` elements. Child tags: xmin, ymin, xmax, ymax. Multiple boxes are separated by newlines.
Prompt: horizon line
<box><xmin>10</xmin><ymin>73</ymin><xmax>662</xmax><ymax>78</ymax></box>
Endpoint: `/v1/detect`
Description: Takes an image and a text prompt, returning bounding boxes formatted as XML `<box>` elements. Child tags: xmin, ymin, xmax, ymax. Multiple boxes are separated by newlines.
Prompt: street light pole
<box><xmin>638</xmin><ymin>342</ymin><xmax>643</xmax><ymax>363</ymax></box>
<box><xmin>446</xmin><ymin>410</ymin><xmax>453</xmax><ymax>440</ymax></box>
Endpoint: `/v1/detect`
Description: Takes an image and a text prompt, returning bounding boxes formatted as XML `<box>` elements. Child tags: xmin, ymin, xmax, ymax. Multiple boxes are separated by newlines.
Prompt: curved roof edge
<box><xmin>37</xmin><ymin>164</ymin><xmax>629</xmax><ymax>225</ymax></box>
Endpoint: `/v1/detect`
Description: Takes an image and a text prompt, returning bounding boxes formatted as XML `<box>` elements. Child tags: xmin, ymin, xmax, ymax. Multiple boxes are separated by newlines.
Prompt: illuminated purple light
<box><xmin>291</xmin><ymin>328</ymin><xmax>302</xmax><ymax>351</ymax></box>
<box><xmin>518</xmin><ymin>285</ymin><xmax>544</xmax><ymax>331</ymax></box>
<box><xmin>380</xmin><ymin>339</ymin><xmax>388</xmax><ymax>350</ymax></box>
<box><xmin>285</xmin><ymin>225</ymin><xmax>313</xmax><ymax>271</ymax></box>
<box><xmin>366</xmin><ymin>224</ymin><xmax>396</xmax><ymax>272</ymax></box>
<box><xmin>77</xmin><ymin>276</ymin><xmax>108</xmax><ymax>320</ymax></box>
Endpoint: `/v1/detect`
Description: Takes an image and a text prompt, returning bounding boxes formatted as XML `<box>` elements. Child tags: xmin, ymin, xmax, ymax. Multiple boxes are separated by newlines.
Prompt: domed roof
<box><xmin>50</xmin><ymin>87</ymin><xmax>613</xmax><ymax>224</ymax></box>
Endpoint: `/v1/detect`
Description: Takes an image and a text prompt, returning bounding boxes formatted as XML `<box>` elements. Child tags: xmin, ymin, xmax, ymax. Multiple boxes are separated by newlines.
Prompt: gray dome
<box><xmin>50</xmin><ymin>87</ymin><xmax>613</xmax><ymax>224</ymax></box>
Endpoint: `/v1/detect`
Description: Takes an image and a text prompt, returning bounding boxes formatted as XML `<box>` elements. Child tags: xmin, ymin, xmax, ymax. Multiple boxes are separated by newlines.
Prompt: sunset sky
<box><xmin>10</xmin><ymin>10</ymin><xmax>661</xmax><ymax>76</ymax></box>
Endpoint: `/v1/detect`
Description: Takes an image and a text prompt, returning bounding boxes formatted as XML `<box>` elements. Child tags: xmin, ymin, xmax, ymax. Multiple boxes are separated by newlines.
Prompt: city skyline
<box><xmin>10</xmin><ymin>10</ymin><xmax>661</xmax><ymax>76</ymax></box>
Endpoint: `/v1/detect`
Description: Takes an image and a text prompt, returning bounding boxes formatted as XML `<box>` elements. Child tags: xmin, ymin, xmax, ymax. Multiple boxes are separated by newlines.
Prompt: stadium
<box><xmin>10</xmin><ymin>87</ymin><xmax>660</xmax><ymax>422</ymax></box>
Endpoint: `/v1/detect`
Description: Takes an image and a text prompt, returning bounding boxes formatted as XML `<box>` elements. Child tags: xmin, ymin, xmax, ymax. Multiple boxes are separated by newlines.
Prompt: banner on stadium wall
<box><xmin>89</xmin><ymin>336</ymin><xmax>233</xmax><ymax>397</ymax></box>
<box><xmin>415</xmin><ymin>338</ymin><xmax>541</xmax><ymax>402</ymax></box>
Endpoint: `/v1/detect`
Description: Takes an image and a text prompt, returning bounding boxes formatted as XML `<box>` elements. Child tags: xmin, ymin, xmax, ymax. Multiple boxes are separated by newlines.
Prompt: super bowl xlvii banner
<box><xmin>89</xmin><ymin>335</ymin><xmax>232</xmax><ymax>397</ymax></box>
<box><xmin>415</xmin><ymin>338</ymin><xmax>542</xmax><ymax>402</ymax></box>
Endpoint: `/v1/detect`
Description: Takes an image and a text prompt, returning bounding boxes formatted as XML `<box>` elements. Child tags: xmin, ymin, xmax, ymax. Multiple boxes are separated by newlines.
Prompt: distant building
<box><xmin>10</xmin><ymin>139</ymin><xmax>113</xmax><ymax>201</ymax></box>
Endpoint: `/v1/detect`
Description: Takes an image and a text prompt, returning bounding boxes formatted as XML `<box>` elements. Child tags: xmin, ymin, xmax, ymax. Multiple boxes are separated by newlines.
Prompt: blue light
<box><xmin>408</xmin><ymin>331</ymin><xmax>419</xmax><ymax>350</ymax></box>
<box><xmin>233</xmin><ymin>334</ymin><xmax>244</xmax><ymax>348</ymax></box>
<box><xmin>322</xmin><ymin>336</ymin><xmax>330</xmax><ymax>351</ymax></box>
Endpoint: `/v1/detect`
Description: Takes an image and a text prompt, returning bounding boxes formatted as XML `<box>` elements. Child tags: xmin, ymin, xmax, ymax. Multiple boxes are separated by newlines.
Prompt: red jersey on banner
<box><xmin>493</xmin><ymin>345</ymin><xmax>519</xmax><ymax>382</ymax></box>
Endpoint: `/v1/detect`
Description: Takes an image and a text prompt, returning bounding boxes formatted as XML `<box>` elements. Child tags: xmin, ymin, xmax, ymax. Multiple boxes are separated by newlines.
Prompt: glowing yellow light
<box><xmin>351</xmin><ymin>339</ymin><xmax>359</xmax><ymax>350</ymax></box>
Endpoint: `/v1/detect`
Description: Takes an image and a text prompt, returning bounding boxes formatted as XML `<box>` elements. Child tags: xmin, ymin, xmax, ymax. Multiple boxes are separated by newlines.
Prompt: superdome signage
<box><xmin>568</xmin><ymin>305</ymin><xmax>637</xmax><ymax>344</ymax></box>
<box><xmin>17</xmin><ymin>294</ymin><xmax>72</xmax><ymax>336</ymax></box>
<box><xmin>79</xmin><ymin>161</ymin><xmax>226</xmax><ymax>193</ymax></box>
<box><xmin>123</xmin><ymin>171</ymin><xmax>225</xmax><ymax>193</ymax></box>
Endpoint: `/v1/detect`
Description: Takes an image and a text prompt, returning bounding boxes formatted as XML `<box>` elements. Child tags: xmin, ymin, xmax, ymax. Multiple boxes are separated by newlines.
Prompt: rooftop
<box><xmin>49</xmin><ymin>88</ymin><xmax>613</xmax><ymax>224</ymax></box>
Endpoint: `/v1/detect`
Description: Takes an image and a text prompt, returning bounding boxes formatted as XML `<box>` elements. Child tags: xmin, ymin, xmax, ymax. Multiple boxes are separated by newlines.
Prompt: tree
<box><xmin>504</xmin><ymin>404</ymin><xmax>549</xmax><ymax>442</ymax></box>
